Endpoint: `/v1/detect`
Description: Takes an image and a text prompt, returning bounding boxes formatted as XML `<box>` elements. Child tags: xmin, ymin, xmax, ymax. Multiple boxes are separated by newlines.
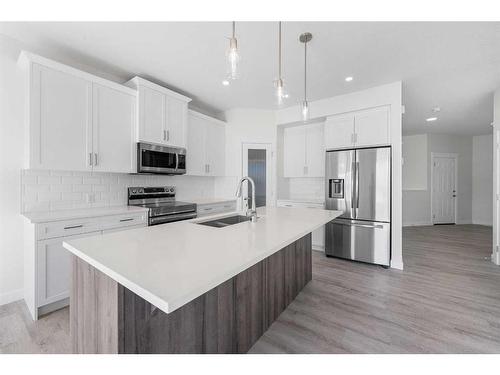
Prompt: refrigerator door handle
<box><xmin>351</xmin><ymin>161</ymin><xmax>356</xmax><ymax>210</ymax></box>
<box><xmin>336</xmin><ymin>222</ymin><xmax>385</xmax><ymax>230</ymax></box>
<box><xmin>356</xmin><ymin>161</ymin><xmax>360</xmax><ymax>209</ymax></box>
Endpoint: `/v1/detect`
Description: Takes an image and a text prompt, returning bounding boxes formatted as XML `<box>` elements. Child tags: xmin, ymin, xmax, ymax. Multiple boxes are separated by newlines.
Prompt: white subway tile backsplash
<box><xmin>92</xmin><ymin>184</ymin><xmax>109</xmax><ymax>192</ymax></box>
<box><xmin>50</xmin><ymin>184</ymin><xmax>73</xmax><ymax>193</ymax></box>
<box><xmin>83</xmin><ymin>176</ymin><xmax>101</xmax><ymax>185</ymax></box>
<box><xmin>72</xmin><ymin>184</ymin><xmax>92</xmax><ymax>193</ymax></box>
<box><xmin>61</xmin><ymin>192</ymin><xmax>83</xmax><ymax>201</ymax></box>
<box><xmin>38</xmin><ymin>175</ymin><xmax>62</xmax><ymax>185</ymax></box>
<box><xmin>62</xmin><ymin>176</ymin><xmax>83</xmax><ymax>185</ymax></box>
<box><xmin>21</xmin><ymin>169</ymin><xmax>217</xmax><ymax>214</ymax></box>
<box><xmin>37</xmin><ymin>191</ymin><xmax>62</xmax><ymax>202</ymax></box>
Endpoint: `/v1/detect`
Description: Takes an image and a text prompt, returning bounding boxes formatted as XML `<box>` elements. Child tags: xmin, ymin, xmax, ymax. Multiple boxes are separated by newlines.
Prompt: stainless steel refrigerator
<box><xmin>325</xmin><ymin>147</ymin><xmax>391</xmax><ymax>266</ymax></box>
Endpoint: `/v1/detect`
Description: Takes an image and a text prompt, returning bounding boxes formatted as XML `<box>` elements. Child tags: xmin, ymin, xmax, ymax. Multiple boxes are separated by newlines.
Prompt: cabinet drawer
<box><xmin>99</xmin><ymin>212</ymin><xmax>147</xmax><ymax>231</ymax></box>
<box><xmin>37</xmin><ymin>218</ymin><xmax>100</xmax><ymax>240</ymax></box>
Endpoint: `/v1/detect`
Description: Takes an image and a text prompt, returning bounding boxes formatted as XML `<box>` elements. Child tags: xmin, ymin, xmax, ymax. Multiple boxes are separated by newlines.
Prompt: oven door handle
<box><xmin>149</xmin><ymin>211</ymin><xmax>197</xmax><ymax>225</ymax></box>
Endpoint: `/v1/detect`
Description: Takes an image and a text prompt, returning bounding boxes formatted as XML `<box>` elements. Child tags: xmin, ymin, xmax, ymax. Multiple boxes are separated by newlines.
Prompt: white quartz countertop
<box><xmin>185</xmin><ymin>197</ymin><xmax>236</xmax><ymax>205</ymax></box>
<box><xmin>63</xmin><ymin>206</ymin><xmax>341</xmax><ymax>314</ymax></box>
<box><xmin>22</xmin><ymin>206</ymin><xmax>149</xmax><ymax>223</ymax></box>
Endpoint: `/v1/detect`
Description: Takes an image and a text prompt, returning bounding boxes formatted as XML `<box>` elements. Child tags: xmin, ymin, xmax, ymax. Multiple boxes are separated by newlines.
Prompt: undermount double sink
<box><xmin>196</xmin><ymin>215</ymin><xmax>251</xmax><ymax>228</ymax></box>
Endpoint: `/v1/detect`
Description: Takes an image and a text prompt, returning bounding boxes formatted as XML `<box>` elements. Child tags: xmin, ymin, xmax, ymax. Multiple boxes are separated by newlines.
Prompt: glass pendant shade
<box><xmin>226</xmin><ymin>23</ymin><xmax>240</xmax><ymax>80</ymax></box>
<box><xmin>274</xmin><ymin>78</ymin><xmax>287</xmax><ymax>105</ymax></box>
<box><xmin>301</xmin><ymin>100</ymin><xmax>309</xmax><ymax>121</ymax></box>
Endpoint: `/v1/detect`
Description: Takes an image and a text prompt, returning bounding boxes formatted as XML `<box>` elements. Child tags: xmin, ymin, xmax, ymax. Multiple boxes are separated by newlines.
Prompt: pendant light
<box><xmin>274</xmin><ymin>21</ymin><xmax>287</xmax><ymax>105</ymax></box>
<box><xmin>299</xmin><ymin>32</ymin><xmax>312</xmax><ymax>121</ymax></box>
<box><xmin>226</xmin><ymin>21</ymin><xmax>240</xmax><ymax>80</ymax></box>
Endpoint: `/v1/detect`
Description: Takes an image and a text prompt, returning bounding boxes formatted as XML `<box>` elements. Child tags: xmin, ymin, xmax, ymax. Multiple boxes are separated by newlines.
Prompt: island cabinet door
<box><xmin>235</xmin><ymin>262</ymin><xmax>265</xmax><ymax>353</ymax></box>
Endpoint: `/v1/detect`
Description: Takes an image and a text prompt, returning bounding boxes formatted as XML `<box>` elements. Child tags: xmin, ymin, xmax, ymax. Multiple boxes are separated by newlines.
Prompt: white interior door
<box><xmin>432</xmin><ymin>155</ymin><xmax>457</xmax><ymax>224</ymax></box>
<box><xmin>242</xmin><ymin>143</ymin><xmax>273</xmax><ymax>209</ymax></box>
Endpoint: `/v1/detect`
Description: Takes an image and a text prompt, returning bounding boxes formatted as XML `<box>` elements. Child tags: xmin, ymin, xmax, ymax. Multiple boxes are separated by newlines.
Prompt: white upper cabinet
<box><xmin>140</xmin><ymin>86</ymin><xmax>165</xmax><ymax>144</ymax></box>
<box><xmin>283</xmin><ymin>122</ymin><xmax>325</xmax><ymax>178</ymax></box>
<box><xmin>354</xmin><ymin>106</ymin><xmax>390</xmax><ymax>147</ymax></box>
<box><xmin>305</xmin><ymin>122</ymin><xmax>325</xmax><ymax>177</ymax></box>
<box><xmin>126</xmin><ymin>77</ymin><xmax>191</xmax><ymax>148</ymax></box>
<box><xmin>29</xmin><ymin>63</ymin><xmax>92</xmax><ymax>171</ymax></box>
<box><xmin>205</xmin><ymin>118</ymin><xmax>226</xmax><ymax>176</ymax></box>
<box><xmin>324</xmin><ymin>114</ymin><xmax>355</xmax><ymax>149</ymax></box>
<box><xmin>186</xmin><ymin>110</ymin><xmax>226</xmax><ymax>176</ymax></box>
<box><xmin>92</xmin><ymin>83</ymin><xmax>136</xmax><ymax>173</ymax></box>
<box><xmin>19</xmin><ymin>51</ymin><xmax>137</xmax><ymax>173</ymax></box>
<box><xmin>324</xmin><ymin>106</ymin><xmax>390</xmax><ymax>150</ymax></box>
<box><xmin>283</xmin><ymin>126</ymin><xmax>306</xmax><ymax>177</ymax></box>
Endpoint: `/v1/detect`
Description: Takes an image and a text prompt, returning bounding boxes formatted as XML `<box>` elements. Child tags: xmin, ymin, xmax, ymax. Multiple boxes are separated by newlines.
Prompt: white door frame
<box><xmin>241</xmin><ymin>142</ymin><xmax>274</xmax><ymax>209</ymax></box>
<box><xmin>430</xmin><ymin>152</ymin><xmax>458</xmax><ymax>225</ymax></box>
<box><xmin>492</xmin><ymin>124</ymin><xmax>500</xmax><ymax>265</ymax></box>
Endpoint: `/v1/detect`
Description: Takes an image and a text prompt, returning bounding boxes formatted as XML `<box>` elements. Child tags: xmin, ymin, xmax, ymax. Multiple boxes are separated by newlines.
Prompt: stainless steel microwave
<box><xmin>137</xmin><ymin>142</ymin><xmax>186</xmax><ymax>175</ymax></box>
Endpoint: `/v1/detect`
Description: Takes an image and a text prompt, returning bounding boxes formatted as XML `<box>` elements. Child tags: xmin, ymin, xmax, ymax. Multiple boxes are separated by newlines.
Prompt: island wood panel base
<box><xmin>70</xmin><ymin>233</ymin><xmax>312</xmax><ymax>354</ymax></box>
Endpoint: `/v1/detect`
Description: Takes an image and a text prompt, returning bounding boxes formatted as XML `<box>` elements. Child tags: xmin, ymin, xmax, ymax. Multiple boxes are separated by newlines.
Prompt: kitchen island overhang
<box><xmin>64</xmin><ymin>207</ymin><xmax>341</xmax><ymax>354</ymax></box>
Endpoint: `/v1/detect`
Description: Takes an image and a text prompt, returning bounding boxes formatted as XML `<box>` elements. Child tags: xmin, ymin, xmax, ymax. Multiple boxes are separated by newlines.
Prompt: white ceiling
<box><xmin>1</xmin><ymin>22</ymin><xmax>500</xmax><ymax>135</ymax></box>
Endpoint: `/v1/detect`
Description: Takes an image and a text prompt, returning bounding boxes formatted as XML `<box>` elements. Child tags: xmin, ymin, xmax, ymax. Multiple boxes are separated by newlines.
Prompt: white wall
<box><xmin>403</xmin><ymin>133</ymin><xmax>473</xmax><ymax>226</ymax></box>
<box><xmin>276</xmin><ymin>82</ymin><xmax>404</xmax><ymax>270</ymax></box>
<box><xmin>0</xmin><ymin>35</ymin><xmax>25</xmax><ymax>305</ymax></box>
<box><xmin>472</xmin><ymin>134</ymin><xmax>493</xmax><ymax>226</ymax></box>
<box><xmin>403</xmin><ymin>134</ymin><xmax>427</xmax><ymax>190</ymax></box>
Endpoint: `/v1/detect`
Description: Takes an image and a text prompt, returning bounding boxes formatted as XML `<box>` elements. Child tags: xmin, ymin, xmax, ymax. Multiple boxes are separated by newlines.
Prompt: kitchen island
<box><xmin>63</xmin><ymin>206</ymin><xmax>341</xmax><ymax>354</ymax></box>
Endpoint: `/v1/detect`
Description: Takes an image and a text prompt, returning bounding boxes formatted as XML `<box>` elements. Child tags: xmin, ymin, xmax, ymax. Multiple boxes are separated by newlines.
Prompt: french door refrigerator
<box><xmin>325</xmin><ymin>147</ymin><xmax>391</xmax><ymax>266</ymax></box>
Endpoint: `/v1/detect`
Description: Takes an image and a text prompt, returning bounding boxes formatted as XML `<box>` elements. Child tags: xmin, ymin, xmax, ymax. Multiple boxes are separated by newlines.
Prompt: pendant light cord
<box><xmin>232</xmin><ymin>21</ymin><xmax>235</xmax><ymax>39</ymax></box>
<box><xmin>304</xmin><ymin>39</ymin><xmax>307</xmax><ymax>101</ymax></box>
<box><xmin>278</xmin><ymin>21</ymin><xmax>282</xmax><ymax>79</ymax></box>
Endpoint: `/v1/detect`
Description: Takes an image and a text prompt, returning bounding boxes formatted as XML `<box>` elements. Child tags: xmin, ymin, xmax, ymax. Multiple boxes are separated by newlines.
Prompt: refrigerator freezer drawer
<box><xmin>325</xmin><ymin>219</ymin><xmax>390</xmax><ymax>266</ymax></box>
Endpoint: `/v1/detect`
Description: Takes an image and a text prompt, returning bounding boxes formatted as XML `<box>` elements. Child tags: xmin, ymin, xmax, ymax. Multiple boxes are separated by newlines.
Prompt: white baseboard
<box><xmin>390</xmin><ymin>259</ymin><xmax>404</xmax><ymax>270</ymax></box>
<box><xmin>403</xmin><ymin>221</ymin><xmax>432</xmax><ymax>227</ymax></box>
<box><xmin>0</xmin><ymin>288</ymin><xmax>23</xmax><ymax>306</ymax></box>
<box><xmin>456</xmin><ymin>219</ymin><xmax>473</xmax><ymax>225</ymax></box>
<box><xmin>472</xmin><ymin>220</ymin><xmax>493</xmax><ymax>227</ymax></box>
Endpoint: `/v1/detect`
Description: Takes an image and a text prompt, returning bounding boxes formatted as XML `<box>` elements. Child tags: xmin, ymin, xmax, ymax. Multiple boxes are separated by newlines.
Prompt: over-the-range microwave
<box><xmin>136</xmin><ymin>142</ymin><xmax>186</xmax><ymax>175</ymax></box>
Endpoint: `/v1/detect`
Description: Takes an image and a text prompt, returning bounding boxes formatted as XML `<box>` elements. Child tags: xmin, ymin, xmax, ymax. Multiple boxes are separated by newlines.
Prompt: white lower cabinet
<box><xmin>24</xmin><ymin>211</ymin><xmax>147</xmax><ymax>320</ymax></box>
<box><xmin>277</xmin><ymin>200</ymin><xmax>326</xmax><ymax>251</ymax></box>
<box><xmin>37</xmin><ymin>232</ymin><xmax>98</xmax><ymax>307</ymax></box>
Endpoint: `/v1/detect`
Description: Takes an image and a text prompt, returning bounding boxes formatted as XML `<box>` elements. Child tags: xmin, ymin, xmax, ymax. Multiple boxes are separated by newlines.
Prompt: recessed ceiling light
<box><xmin>345</xmin><ymin>76</ymin><xmax>353</xmax><ymax>82</ymax></box>
<box><xmin>222</xmin><ymin>80</ymin><xmax>230</xmax><ymax>86</ymax></box>
<box><xmin>426</xmin><ymin>117</ymin><xmax>438</xmax><ymax>122</ymax></box>
<box><xmin>283</xmin><ymin>94</ymin><xmax>289</xmax><ymax>98</ymax></box>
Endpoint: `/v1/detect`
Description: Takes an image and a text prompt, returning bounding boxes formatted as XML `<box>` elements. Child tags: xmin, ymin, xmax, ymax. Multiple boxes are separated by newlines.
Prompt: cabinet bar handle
<box><xmin>64</xmin><ymin>224</ymin><xmax>83</xmax><ymax>230</ymax></box>
<box><xmin>94</xmin><ymin>153</ymin><xmax>98</xmax><ymax>166</ymax></box>
<box><xmin>163</xmin><ymin>130</ymin><xmax>166</xmax><ymax>141</ymax></box>
<box><xmin>89</xmin><ymin>153</ymin><xmax>93</xmax><ymax>166</ymax></box>
<box><xmin>167</xmin><ymin>130</ymin><xmax>170</xmax><ymax>141</ymax></box>
<box><xmin>119</xmin><ymin>218</ymin><xmax>134</xmax><ymax>222</ymax></box>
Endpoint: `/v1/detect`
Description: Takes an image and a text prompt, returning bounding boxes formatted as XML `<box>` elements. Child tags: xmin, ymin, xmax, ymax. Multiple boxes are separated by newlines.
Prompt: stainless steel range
<box><xmin>127</xmin><ymin>186</ymin><xmax>197</xmax><ymax>226</ymax></box>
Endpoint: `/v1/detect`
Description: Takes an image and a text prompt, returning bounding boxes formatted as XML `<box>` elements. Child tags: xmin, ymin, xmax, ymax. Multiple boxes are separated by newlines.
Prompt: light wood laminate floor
<box><xmin>1</xmin><ymin>225</ymin><xmax>498</xmax><ymax>354</ymax></box>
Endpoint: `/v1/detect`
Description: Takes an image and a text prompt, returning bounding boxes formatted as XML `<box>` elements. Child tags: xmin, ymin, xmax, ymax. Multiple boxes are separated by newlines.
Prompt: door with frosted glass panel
<box><xmin>247</xmin><ymin>149</ymin><xmax>267</xmax><ymax>208</ymax></box>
